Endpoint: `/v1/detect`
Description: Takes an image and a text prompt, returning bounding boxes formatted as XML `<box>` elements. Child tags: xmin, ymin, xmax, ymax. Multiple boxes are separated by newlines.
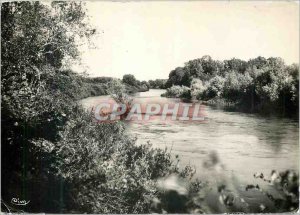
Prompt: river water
<box><xmin>128</xmin><ymin>90</ymin><xmax>299</xmax><ymax>181</ymax></box>
<box><xmin>80</xmin><ymin>89</ymin><xmax>299</xmax><ymax>210</ymax></box>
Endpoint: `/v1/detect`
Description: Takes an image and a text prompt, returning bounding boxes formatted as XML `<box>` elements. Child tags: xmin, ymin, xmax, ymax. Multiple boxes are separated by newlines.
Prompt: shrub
<box><xmin>190</xmin><ymin>78</ymin><xmax>206</xmax><ymax>99</ymax></box>
<box><xmin>37</xmin><ymin>106</ymin><xmax>202</xmax><ymax>213</ymax></box>
<box><xmin>123</xmin><ymin>74</ymin><xmax>137</xmax><ymax>86</ymax></box>
<box><xmin>162</xmin><ymin>85</ymin><xmax>191</xmax><ymax>99</ymax></box>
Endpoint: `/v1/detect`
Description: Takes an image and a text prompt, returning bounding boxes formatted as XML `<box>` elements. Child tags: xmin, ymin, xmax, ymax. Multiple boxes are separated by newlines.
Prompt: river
<box><xmin>131</xmin><ymin>90</ymin><xmax>299</xmax><ymax>181</ymax></box>
<box><xmin>80</xmin><ymin>89</ymin><xmax>299</xmax><ymax>210</ymax></box>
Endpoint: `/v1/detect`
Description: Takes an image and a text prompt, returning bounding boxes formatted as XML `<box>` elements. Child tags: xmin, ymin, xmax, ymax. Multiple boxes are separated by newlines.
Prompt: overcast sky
<box><xmin>73</xmin><ymin>1</ymin><xmax>299</xmax><ymax>81</ymax></box>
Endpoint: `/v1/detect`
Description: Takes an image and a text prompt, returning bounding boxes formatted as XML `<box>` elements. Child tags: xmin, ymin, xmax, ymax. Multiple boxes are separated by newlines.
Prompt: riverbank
<box><xmin>79</xmin><ymin>76</ymin><xmax>150</xmax><ymax>99</ymax></box>
<box><xmin>161</xmin><ymin>85</ymin><xmax>299</xmax><ymax>118</ymax></box>
<box><xmin>201</xmin><ymin>97</ymin><xmax>299</xmax><ymax>119</ymax></box>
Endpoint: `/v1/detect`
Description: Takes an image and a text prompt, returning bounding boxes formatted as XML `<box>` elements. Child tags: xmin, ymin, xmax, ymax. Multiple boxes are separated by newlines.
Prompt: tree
<box><xmin>165</xmin><ymin>67</ymin><xmax>188</xmax><ymax>87</ymax></box>
<box><xmin>224</xmin><ymin>58</ymin><xmax>247</xmax><ymax>73</ymax></box>
<box><xmin>122</xmin><ymin>74</ymin><xmax>137</xmax><ymax>86</ymax></box>
<box><xmin>1</xmin><ymin>2</ymin><xmax>96</xmax><ymax>212</ymax></box>
<box><xmin>184</xmin><ymin>59</ymin><xmax>204</xmax><ymax>79</ymax></box>
<box><xmin>141</xmin><ymin>80</ymin><xmax>150</xmax><ymax>89</ymax></box>
<box><xmin>248</xmin><ymin>56</ymin><xmax>268</xmax><ymax>69</ymax></box>
<box><xmin>202</xmin><ymin>76</ymin><xmax>226</xmax><ymax>100</ymax></box>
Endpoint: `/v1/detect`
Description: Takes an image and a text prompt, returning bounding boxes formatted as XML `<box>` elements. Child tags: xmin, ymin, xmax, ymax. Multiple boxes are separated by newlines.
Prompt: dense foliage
<box><xmin>148</xmin><ymin>79</ymin><xmax>167</xmax><ymax>89</ymax></box>
<box><xmin>1</xmin><ymin>1</ymin><xmax>92</xmax><ymax>212</ymax></box>
<box><xmin>1</xmin><ymin>2</ymin><xmax>199</xmax><ymax>213</ymax></box>
<box><xmin>122</xmin><ymin>74</ymin><xmax>149</xmax><ymax>93</ymax></box>
<box><xmin>71</xmin><ymin>74</ymin><xmax>149</xmax><ymax>99</ymax></box>
<box><xmin>164</xmin><ymin>55</ymin><xmax>299</xmax><ymax>116</ymax></box>
<box><xmin>161</xmin><ymin>85</ymin><xmax>191</xmax><ymax>99</ymax></box>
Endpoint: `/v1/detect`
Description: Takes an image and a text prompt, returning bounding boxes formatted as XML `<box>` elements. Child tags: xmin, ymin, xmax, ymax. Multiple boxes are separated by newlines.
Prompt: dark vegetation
<box><xmin>163</xmin><ymin>55</ymin><xmax>299</xmax><ymax>117</ymax></box>
<box><xmin>81</xmin><ymin>76</ymin><xmax>112</xmax><ymax>97</ymax></box>
<box><xmin>148</xmin><ymin>79</ymin><xmax>167</xmax><ymax>89</ymax></box>
<box><xmin>1</xmin><ymin>2</ymin><xmax>298</xmax><ymax>213</ymax></box>
<box><xmin>73</xmin><ymin>74</ymin><xmax>149</xmax><ymax>99</ymax></box>
<box><xmin>122</xmin><ymin>74</ymin><xmax>149</xmax><ymax>93</ymax></box>
<box><xmin>0</xmin><ymin>2</ymin><xmax>197</xmax><ymax>213</ymax></box>
<box><xmin>246</xmin><ymin>170</ymin><xmax>299</xmax><ymax>212</ymax></box>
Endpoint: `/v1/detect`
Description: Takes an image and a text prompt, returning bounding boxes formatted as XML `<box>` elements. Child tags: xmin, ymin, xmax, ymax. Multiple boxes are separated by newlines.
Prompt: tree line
<box><xmin>163</xmin><ymin>55</ymin><xmax>299</xmax><ymax>116</ymax></box>
<box><xmin>73</xmin><ymin>74</ymin><xmax>150</xmax><ymax>99</ymax></box>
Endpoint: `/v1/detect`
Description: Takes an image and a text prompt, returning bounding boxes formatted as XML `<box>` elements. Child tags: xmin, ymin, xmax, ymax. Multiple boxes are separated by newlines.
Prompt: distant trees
<box><xmin>166</xmin><ymin>56</ymin><xmax>224</xmax><ymax>88</ymax></box>
<box><xmin>76</xmin><ymin>75</ymin><xmax>151</xmax><ymax>98</ymax></box>
<box><xmin>122</xmin><ymin>74</ymin><xmax>137</xmax><ymax>86</ymax></box>
<box><xmin>148</xmin><ymin>79</ymin><xmax>167</xmax><ymax>89</ymax></box>
<box><xmin>224</xmin><ymin>58</ymin><xmax>247</xmax><ymax>73</ymax></box>
<box><xmin>141</xmin><ymin>80</ymin><xmax>150</xmax><ymax>89</ymax></box>
<box><xmin>121</xmin><ymin>74</ymin><xmax>149</xmax><ymax>93</ymax></box>
<box><xmin>164</xmin><ymin>55</ymin><xmax>299</xmax><ymax>116</ymax></box>
<box><xmin>122</xmin><ymin>75</ymin><xmax>167</xmax><ymax>90</ymax></box>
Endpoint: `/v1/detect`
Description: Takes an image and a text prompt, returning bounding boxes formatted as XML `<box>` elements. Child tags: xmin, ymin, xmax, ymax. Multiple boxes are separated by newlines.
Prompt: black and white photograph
<box><xmin>1</xmin><ymin>1</ymin><xmax>299</xmax><ymax>214</ymax></box>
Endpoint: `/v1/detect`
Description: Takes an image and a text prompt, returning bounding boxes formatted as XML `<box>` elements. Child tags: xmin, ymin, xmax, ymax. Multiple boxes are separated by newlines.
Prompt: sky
<box><xmin>73</xmin><ymin>1</ymin><xmax>299</xmax><ymax>81</ymax></box>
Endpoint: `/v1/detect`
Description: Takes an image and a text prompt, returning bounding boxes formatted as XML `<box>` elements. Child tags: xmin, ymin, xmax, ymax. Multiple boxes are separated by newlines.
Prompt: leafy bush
<box><xmin>35</xmin><ymin>105</ymin><xmax>203</xmax><ymax>213</ymax></box>
<box><xmin>190</xmin><ymin>78</ymin><xmax>206</xmax><ymax>99</ymax></box>
<box><xmin>161</xmin><ymin>85</ymin><xmax>191</xmax><ymax>99</ymax></box>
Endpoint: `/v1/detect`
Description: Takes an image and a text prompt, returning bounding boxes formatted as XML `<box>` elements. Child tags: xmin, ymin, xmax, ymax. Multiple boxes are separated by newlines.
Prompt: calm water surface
<box><xmin>80</xmin><ymin>89</ymin><xmax>299</xmax><ymax>186</ymax></box>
